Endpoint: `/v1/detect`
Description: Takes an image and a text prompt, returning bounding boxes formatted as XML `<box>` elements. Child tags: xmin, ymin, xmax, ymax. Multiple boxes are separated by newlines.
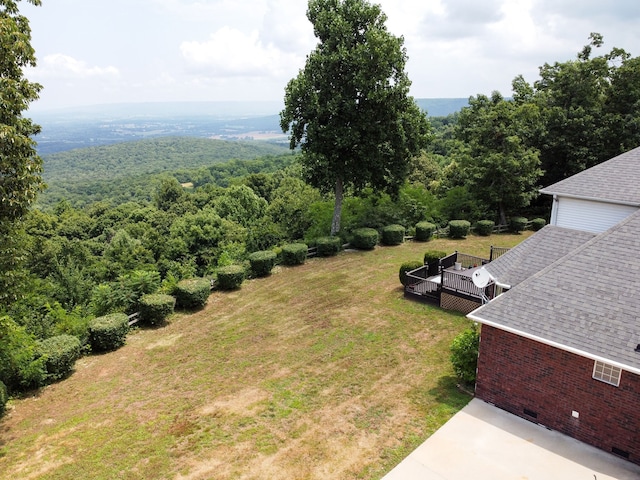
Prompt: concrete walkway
<box><xmin>382</xmin><ymin>398</ymin><xmax>640</xmax><ymax>480</ymax></box>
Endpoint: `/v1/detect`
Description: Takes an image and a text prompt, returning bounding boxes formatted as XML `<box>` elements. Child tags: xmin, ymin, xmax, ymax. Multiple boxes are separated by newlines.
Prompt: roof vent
<box><xmin>635</xmin><ymin>344</ymin><xmax>640</xmax><ymax>352</ymax></box>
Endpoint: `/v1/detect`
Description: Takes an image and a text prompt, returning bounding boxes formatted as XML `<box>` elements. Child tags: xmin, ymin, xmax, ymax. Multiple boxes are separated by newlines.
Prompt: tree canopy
<box><xmin>280</xmin><ymin>0</ymin><xmax>430</xmax><ymax>235</ymax></box>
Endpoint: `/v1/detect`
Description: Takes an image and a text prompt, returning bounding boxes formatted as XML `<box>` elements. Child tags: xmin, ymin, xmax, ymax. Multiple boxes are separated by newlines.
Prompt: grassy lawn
<box><xmin>0</xmin><ymin>232</ymin><xmax>531</xmax><ymax>480</ymax></box>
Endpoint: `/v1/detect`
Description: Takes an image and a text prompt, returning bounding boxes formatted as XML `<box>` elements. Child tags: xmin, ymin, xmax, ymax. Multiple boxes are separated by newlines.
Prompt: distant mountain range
<box><xmin>31</xmin><ymin>99</ymin><xmax>468</xmax><ymax>155</ymax></box>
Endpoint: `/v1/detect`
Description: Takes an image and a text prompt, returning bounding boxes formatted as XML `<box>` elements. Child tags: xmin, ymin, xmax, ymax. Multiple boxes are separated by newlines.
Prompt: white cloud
<box><xmin>34</xmin><ymin>54</ymin><xmax>120</xmax><ymax>79</ymax></box>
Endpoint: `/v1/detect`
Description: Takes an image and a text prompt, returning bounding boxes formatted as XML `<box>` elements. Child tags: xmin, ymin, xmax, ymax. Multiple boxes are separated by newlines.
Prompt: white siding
<box><xmin>554</xmin><ymin>197</ymin><xmax>637</xmax><ymax>233</ymax></box>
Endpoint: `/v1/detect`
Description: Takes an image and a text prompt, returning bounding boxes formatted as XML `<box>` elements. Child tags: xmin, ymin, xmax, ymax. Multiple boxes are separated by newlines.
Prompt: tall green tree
<box><xmin>455</xmin><ymin>92</ymin><xmax>542</xmax><ymax>225</ymax></box>
<box><xmin>0</xmin><ymin>0</ymin><xmax>44</xmax><ymax>307</ymax></box>
<box><xmin>280</xmin><ymin>0</ymin><xmax>430</xmax><ymax>235</ymax></box>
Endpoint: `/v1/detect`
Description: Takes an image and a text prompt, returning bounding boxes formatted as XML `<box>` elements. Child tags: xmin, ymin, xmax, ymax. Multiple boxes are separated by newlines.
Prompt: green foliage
<box><xmin>0</xmin><ymin>315</ymin><xmax>46</xmax><ymax>392</ymax></box>
<box><xmin>448</xmin><ymin>220</ymin><xmax>471</xmax><ymax>239</ymax></box>
<box><xmin>530</xmin><ymin>218</ymin><xmax>546</xmax><ymax>231</ymax></box>
<box><xmin>38</xmin><ymin>334</ymin><xmax>82</xmax><ymax>382</ymax></box>
<box><xmin>381</xmin><ymin>224</ymin><xmax>405</xmax><ymax>246</ymax></box>
<box><xmin>315</xmin><ymin>236</ymin><xmax>342</xmax><ymax>257</ymax></box>
<box><xmin>0</xmin><ymin>380</ymin><xmax>7</xmax><ymax>417</ymax></box>
<box><xmin>174</xmin><ymin>278</ymin><xmax>211</xmax><ymax>309</ymax></box>
<box><xmin>280</xmin><ymin>0</ymin><xmax>430</xmax><ymax>234</ymax></box>
<box><xmin>216</xmin><ymin>265</ymin><xmax>246</xmax><ymax>290</ymax></box>
<box><xmin>90</xmin><ymin>270</ymin><xmax>161</xmax><ymax>316</ymax></box>
<box><xmin>88</xmin><ymin>313</ymin><xmax>129</xmax><ymax>352</ymax></box>
<box><xmin>475</xmin><ymin>220</ymin><xmax>495</xmax><ymax>236</ymax></box>
<box><xmin>399</xmin><ymin>260</ymin><xmax>423</xmax><ymax>287</ymax></box>
<box><xmin>248</xmin><ymin>250</ymin><xmax>277</xmax><ymax>277</ymax></box>
<box><xmin>509</xmin><ymin>216</ymin><xmax>528</xmax><ymax>233</ymax></box>
<box><xmin>415</xmin><ymin>221</ymin><xmax>436</xmax><ymax>242</ymax></box>
<box><xmin>281</xmin><ymin>243</ymin><xmax>308</xmax><ymax>266</ymax></box>
<box><xmin>424</xmin><ymin>250</ymin><xmax>446</xmax><ymax>265</ymax></box>
<box><xmin>350</xmin><ymin>228</ymin><xmax>379</xmax><ymax>250</ymax></box>
<box><xmin>450</xmin><ymin>325</ymin><xmax>480</xmax><ymax>385</ymax></box>
<box><xmin>139</xmin><ymin>294</ymin><xmax>175</xmax><ymax>326</ymax></box>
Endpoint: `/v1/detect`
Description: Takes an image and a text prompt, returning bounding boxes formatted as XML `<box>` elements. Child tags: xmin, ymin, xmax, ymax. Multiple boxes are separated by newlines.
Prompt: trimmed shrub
<box><xmin>351</xmin><ymin>228</ymin><xmax>379</xmax><ymax>250</ymax></box>
<box><xmin>139</xmin><ymin>294</ymin><xmax>175</xmax><ymax>326</ymax></box>
<box><xmin>89</xmin><ymin>313</ymin><xmax>129</xmax><ymax>352</ymax></box>
<box><xmin>531</xmin><ymin>218</ymin><xmax>546</xmax><ymax>231</ymax></box>
<box><xmin>281</xmin><ymin>243</ymin><xmax>308</xmax><ymax>266</ymax></box>
<box><xmin>450</xmin><ymin>325</ymin><xmax>479</xmax><ymax>385</ymax></box>
<box><xmin>249</xmin><ymin>250</ymin><xmax>277</xmax><ymax>277</ymax></box>
<box><xmin>399</xmin><ymin>260</ymin><xmax>423</xmax><ymax>287</ymax></box>
<box><xmin>475</xmin><ymin>220</ymin><xmax>495</xmax><ymax>236</ymax></box>
<box><xmin>510</xmin><ymin>216</ymin><xmax>528</xmax><ymax>233</ymax></box>
<box><xmin>174</xmin><ymin>277</ymin><xmax>211</xmax><ymax>309</ymax></box>
<box><xmin>216</xmin><ymin>264</ymin><xmax>246</xmax><ymax>290</ymax></box>
<box><xmin>316</xmin><ymin>236</ymin><xmax>342</xmax><ymax>257</ymax></box>
<box><xmin>448</xmin><ymin>220</ymin><xmax>471</xmax><ymax>239</ymax></box>
<box><xmin>0</xmin><ymin>380</ymin><xmax>7</xmax><ymax>416</ymax></box>
<box><xmin>38</xmin><ymin>334</ymin><xmax>82</xmax><ymax>382</ymax></box>
<box><xmin>424</xmin><ymin>250</ymin><xmax>447</xmax><ymax>265</ymax></box>
<box><xmin>381</xmin><ymin>224</ymin><xmax>405</xmax><ymax>246</ymax></box>
<box><xmin>415</xmin><ymin>221</ymin><xmax>436</xmax><ymax>242</ymax></box>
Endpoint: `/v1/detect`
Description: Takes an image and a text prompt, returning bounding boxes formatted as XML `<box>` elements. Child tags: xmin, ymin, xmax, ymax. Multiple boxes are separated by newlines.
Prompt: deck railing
<box><xmin>442</xmin><ymin>270</ymin><xmax>495</xmax><ymax>301</ymax></box>
<box><xmin>490</xmin><ymin>246</ymin><xmax>510</xmax><ymax>261</ymax></box>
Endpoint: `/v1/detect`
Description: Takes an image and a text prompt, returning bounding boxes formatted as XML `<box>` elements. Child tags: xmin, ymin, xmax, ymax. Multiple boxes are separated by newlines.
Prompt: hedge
<box><xmin>139</xmin><ymin>293</ymin><xmax>176</xmax><ymax>326</ymax></box>
<box><xmin>315</xmin><ymin>236</ymin><xmax>342</xmax><ymax>257</ymax></box>
<box><xmin>399</xmin><ymin>260</ymin><xmax>423</xmax><ymax>287</ymax></box>
<box><xmin>0</xmin><ymin>380</ymin><xmax>6</xmax><ymax>417</ymax></box>
<box><xmin>475</xmin><ymin>220</ymin><xmax>495</xmax><ymax>236</ymax></box>
<box><xmin>415</xmin><ymin>221</ymin><xmax>436</xmax><ymax>241</ymax></box>
<box><xmin>531</xmin><ymin>218</ymin><xmax>546</xmax><ymax>231</ymax></box>
<box><xmin>249</xmin><ymin>250</ymin><xmax>277</xmax><ymax>277</ymax></box>
<box><xmin>281</xmin><ymin>243</ymin><xmax>308</xmax><ymax>266</ymax></box>
<box><xmin>381</xmin><ymin>224</ymin><xmax>405</xmax><ymax>246</ymax></box>
<box><xmin>38</xmin><ymin>334</ymin><xmax>82</xmax><ymax>382</ymax></box>
<box><xmin>216</xmin><ymin>264</ymin><xmax>246</xmax><ymax>290</ymax></box>
<box><xmin>510</xmin><ymin>216</ymin><xmax>528</xmax><ymax>233</ymax></box>
<box><xmin>449</xmin><ymin>220</ymin><xmax>471</xmax><ymax>239</ymax></box>
<box><xmin>424</xmin><ymin>250</ymin><xmax>447</xmax><ymax>265</ymax></box>
<box><xmin>351</xmin><ymin>228</ymin><xmax>378</xmax><ymax>250</ymax></box>
<box><xmin>450</xmin><ymin>326</ymin><xmax>479</xmax><ymax>385</ymax></box>
<box><xmin>89</xmin><ymin>313</ymin><xmax>129</xmax><ymax>352</ymax></box>
<box><xmin>174</xmin><ymin>277</ymin><xmax>211</xmax><ymax>309</ymax></box>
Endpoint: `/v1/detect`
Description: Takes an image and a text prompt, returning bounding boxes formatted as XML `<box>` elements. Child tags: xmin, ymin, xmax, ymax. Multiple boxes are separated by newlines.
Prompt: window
<box><xmin>592</xmin><ymin>361</ymin><xmax>622</xmax><ymax>387</ymax></box>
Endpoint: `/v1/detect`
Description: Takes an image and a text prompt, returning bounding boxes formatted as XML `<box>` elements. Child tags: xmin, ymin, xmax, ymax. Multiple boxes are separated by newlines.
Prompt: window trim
<box><xmin>592</xmin><ymin>360</ymin><xmax>622</xmax><ymax>387</ymax></box>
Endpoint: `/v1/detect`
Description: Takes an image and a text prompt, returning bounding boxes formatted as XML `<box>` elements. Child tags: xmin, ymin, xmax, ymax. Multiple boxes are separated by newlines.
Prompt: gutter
<box><xmin>468</xmin><ymin>312</ymin><xmax>640</xmax><ymax>377</ymax></box>
<box><xmin>538</xmin><ymin>190</ymin><xmax>640</xmax><ymax>208</ymax></box>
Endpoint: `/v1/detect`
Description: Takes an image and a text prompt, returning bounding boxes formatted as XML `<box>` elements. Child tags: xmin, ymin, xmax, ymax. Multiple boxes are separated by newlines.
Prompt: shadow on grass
<box><xmin>429</xmin><ymin>375</ymin><xmax>474</xmax><ymax>410</ymax></box>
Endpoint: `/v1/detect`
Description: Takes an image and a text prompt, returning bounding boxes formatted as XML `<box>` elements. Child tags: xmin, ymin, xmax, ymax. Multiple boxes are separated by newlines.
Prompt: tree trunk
<box><xmin>498</xmin><ymin>202</ymin><xmax>507</xmax><ymax>227</ymax></box>
<box><xmin>331</xmin><ymin>177</ymin><xmax>344</xmax><ymax>236</ymax></box>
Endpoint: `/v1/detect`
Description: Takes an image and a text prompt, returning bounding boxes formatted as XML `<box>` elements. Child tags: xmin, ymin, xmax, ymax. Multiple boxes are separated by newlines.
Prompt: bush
<box><xmin>450</xmin><ymin>325</ymin><xmax>480</xmax><ymax>385</ymax></box>
<box><xmin>510</xmin><ymin>216</ymin><xmax>528</xmax><ymax>233</ymax></box>
<box><xmin>415</xmin><ymin>221</ymin><xmax>436</xmax><ymax>241</ymax></box>
<box><xmin>424</xmin><ymin>250</ymin><xmax>446</xmax><ymax>265</ymax></box>
<box><xmin>174</xmin><ymin>277</ymin><xmax>211</xmax><ymax>309</ymax></box>
<box><xmin>249</xmin><ymin>250</ymin><xmax>277</xmax><ymax>277</ymax></box>
<box><xmin>0</xmin><ymin>380</ymin><xmax>7</xmax><ymax>416</ymax></box>
<box><xmin>0</xmin><ymin>316</ymin><xmax>46</xmax><ymax>392</ymax></box>
<box><xmin>351</xmin><ymin>228</ymin><xmax>378</xmax><ymax>250</ymax></box>
<box><xmin>531</xmin><ymin>218</ymin><xmax>546</xmax><ymax>231</ymax></box>
<box><xmin>315</xmin><ymin>236</ymin><xmax>342</xmax><ymax>257</ymax></box>
<box><xmin>216</xmin><ymin>264</ymin><xmax>246</xmax><ymax>290</ymax></box>
<box><xmin>448</xmin><ymin>220</ymin><xmax>471</xmax><ymax>239</ymax></box>
<box><xmin>475</xmin><ymin>220</ymin><xmax>495</xmax><ymax>236</ymax></box>
<box><xmin>38</xmin><ymin>334</ymin><xmax>82</xmax><ymax>382</ymax></box>
<box><xmin>89</xmin><ymin>313</ymin><xmax>129</xmax><ymax>352</ymax></box>
<box><xmin>281</xmin><ymin>243</ymin><xmax>308</xmax><ymax>266</ymax></box>
<box><xmin>381</xmin><ymin>224</ymin><xmax>405</xmax><ymax>246</ymax></box>
<box><xmin>399</xmin><ymin>260</ymin><xmax>423</xmax><ymax>287</ymax></box>
<box><xmin>139</xmin><ymin>294</ymin><xmax>175</xmax><ymax>326</ymax></box>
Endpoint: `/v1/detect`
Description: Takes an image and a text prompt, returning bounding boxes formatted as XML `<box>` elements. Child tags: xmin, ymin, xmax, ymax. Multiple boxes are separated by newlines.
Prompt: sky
<box><xmin>22</xmin><ymin>0</ymin><xmax>640</xmax><ymax>111</ymax></box>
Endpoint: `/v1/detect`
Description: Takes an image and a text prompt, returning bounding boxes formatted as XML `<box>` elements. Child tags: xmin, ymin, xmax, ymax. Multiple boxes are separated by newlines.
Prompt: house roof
<box><xmin>470</xmin><ymin>209</ymin><xmax>640</xmax><ymax>374</ymax></box>
<box><xmin>539</xmin><ymin>146</ymin><xmax>640</xmax><ymax>205</ymax></box>
<box><xmin>485</xmin><ymin>225</ymin><xmax>595</xmax><ymax>288</ymax></box>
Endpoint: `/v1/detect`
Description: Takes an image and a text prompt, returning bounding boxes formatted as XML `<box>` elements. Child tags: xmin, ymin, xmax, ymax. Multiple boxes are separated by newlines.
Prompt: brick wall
<box><xmin>476</xmin><ymin>325</ymin><xmax>640</xmax><ymax>465</ymax></box>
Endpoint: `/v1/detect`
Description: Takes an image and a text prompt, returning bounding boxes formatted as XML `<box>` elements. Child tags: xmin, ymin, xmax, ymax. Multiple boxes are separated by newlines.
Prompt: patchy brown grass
<box><xmin>0</xmin><ymin>233</ymin><xmax>530</xmax><ymax>480</ymax></box>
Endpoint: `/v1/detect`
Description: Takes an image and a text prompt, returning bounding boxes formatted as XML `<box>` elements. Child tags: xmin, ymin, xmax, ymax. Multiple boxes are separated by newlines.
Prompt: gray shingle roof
<box><xmin>470</xmin><ymin>210</ymin><xmax>640</xmax><ymax>373</ymax></box>
<box><xmin>539</xmin><ymin>146</ymin><xmax>640</xmax><ymax>205</ymax></box>
<box><xmin>485</xmin><ymin>226</ymin><xmax>595</xmax><ymax>288</ymax></box>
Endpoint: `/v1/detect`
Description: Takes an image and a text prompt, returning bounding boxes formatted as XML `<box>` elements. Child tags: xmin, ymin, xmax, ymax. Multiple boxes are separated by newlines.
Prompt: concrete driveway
<box><xmin>382</xmin><ymin>398</ymin><xmax>640</xmax><ymax>480</ymax></box>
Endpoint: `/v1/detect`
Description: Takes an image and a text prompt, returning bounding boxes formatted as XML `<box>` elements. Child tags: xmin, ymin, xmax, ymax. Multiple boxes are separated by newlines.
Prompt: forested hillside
<box><xmin>43</xmin><ymin>137</ymin><xmax>291</xmax><ymax>183</ymax></box>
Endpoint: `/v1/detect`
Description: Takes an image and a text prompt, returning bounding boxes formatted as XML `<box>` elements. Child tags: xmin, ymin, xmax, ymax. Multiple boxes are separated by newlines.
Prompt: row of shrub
<box><xmin>415</xmin><ymin>217</ymin><xmax>546</xmax><ymax>240</ymax></box>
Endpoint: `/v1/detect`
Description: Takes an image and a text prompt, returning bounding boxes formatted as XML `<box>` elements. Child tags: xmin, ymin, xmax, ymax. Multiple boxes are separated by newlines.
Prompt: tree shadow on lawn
<box><xmin>428</xmin><ymin>375</ymin><xmax>474</xmax><ymax>411</ymax></box>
